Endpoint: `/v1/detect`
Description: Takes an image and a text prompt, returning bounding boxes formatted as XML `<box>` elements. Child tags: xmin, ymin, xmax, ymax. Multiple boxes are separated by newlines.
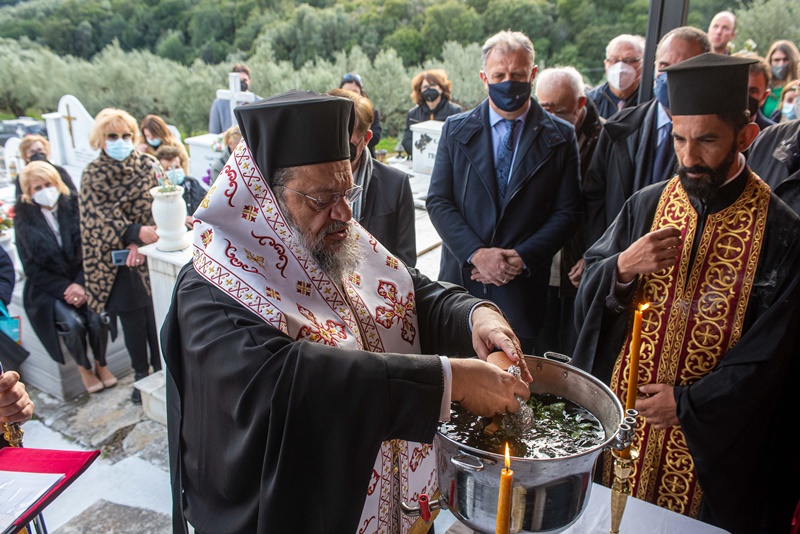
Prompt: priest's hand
<box><xmin>470</xmin><ymin>248</ymin><xmax>523</xmax><ymax>286</ymax></box>
<box><xmin>617</xmin><ymin>227</ymin><xmax>681</xmax><ymax>283</ymax></box>
<box><xmin>0</xmin><ymin>370</ymin><xmax>34</xmax><ymax>425</ymax></box>
<box><xmin>636</xmin><ymin>383</ymin><xmax>679</xmax><ymax>429</ymax></box>
<box><xmin>450</xmin><ymin>358</ymin><xmax>530</xmax><ymax>416</ymax></box>
<box><xmin>470</xmin><ymin>305</ymin><xmax>532</xmax><ymax>383</ymax></box>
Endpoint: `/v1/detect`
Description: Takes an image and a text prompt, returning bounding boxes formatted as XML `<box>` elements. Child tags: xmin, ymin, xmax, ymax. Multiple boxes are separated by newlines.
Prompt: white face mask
<box><xmin>607</xmin><ymin>62</ymin><xmax>637</xmax><ymax>92</ymax></box>
<box><xmin>32</xmin><ymin>186</ymin><xmax>61</xmax><ymax>209</ymax></box>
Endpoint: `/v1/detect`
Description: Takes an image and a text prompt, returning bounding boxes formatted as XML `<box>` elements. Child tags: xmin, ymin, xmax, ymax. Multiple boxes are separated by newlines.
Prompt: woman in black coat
<box><xmin>401</xmin><ymin>69</ymin><xmax>463</xmax><ymax>157</ymax></box>
<box><xmin>15</xmin><ymin>161</ymin><xmax>115</xmax><ymax>393</ymax></box>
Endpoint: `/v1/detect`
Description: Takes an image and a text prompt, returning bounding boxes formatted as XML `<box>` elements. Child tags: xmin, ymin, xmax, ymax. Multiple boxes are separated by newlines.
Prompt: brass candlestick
<box><xmin>4</xmin><ymin>422</ymin><xmax>24</xmax><ymax>448</ymax></box>
<box><xmin>609</xmin><ymin>410</ymin><xmax>638</xmax><ymax>534</ymax></box>
<box><xmin>609</xmin><ymin>447</ymin><xmax>638</xmax><ymax>533</ymax></box>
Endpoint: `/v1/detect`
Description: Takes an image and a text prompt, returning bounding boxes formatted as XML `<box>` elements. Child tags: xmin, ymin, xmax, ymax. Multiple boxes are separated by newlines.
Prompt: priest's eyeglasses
<box><xmin>106</xmin><ymin>132</ymin><xmax>134</xmax><ymax>141</ymax></box>
<box><xmin>278</xmin><ymin>185</ymin><xmax>363</xmax><ymax>211</ymax></box>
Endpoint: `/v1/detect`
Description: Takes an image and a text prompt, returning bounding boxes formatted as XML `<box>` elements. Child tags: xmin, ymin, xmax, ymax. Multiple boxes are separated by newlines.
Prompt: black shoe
<box><xmin>131</xmin><ymin>372</ymin><xmax>148</xmax><ymax>405</ymax></box>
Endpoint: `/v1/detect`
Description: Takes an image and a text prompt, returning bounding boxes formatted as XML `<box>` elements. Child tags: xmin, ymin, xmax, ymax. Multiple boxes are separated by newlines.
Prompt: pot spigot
<box><xmin>400</xmin><ymin>493</ymin><xmax>445</xmax><ymax>523</ymax></box>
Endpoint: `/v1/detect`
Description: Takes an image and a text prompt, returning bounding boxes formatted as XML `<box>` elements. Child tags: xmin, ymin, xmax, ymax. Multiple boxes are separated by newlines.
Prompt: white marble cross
<box><xmin>216</xmin><ymin>72</ymin><xmax>256</xmax><ymax>131</ymax></box>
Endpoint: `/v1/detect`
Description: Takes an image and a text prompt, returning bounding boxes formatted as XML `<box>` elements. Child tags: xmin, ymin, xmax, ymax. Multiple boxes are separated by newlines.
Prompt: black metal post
<box><xmin>638</xmin><ymin>0</ymin><xmax>690</xmax><ymax>104</ymax></box>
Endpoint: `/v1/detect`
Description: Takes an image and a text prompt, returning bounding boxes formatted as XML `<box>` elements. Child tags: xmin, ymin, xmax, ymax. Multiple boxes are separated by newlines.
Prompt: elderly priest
<box><xmin>574</xmin><ymin>54</ymin><xmax>800</xmax><ymax>533</ymax></box>
<box><xmin>162</xmin><ymin>91</ymin><xmax>532</xmax><ymax>534</ymax></box>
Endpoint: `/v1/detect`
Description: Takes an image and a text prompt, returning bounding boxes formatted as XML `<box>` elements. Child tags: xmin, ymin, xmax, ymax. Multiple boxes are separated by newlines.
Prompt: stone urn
<box><xmin>149</xmin><ymin>186</ymin><xmax>190</xmax><ymax>252</ymax></box>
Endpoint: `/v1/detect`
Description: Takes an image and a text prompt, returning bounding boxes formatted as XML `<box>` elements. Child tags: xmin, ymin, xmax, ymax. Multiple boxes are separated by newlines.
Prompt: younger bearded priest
<box><xmin>574</xmin><ymin>54</ymin><xmax>800</xmax><ymax>532</ymax></box>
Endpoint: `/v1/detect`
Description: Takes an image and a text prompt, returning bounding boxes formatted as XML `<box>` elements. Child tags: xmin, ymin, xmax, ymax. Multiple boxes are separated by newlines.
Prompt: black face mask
<box><xmin>422</xmin><ymin>87</ymin><xmax>441</xmax><ymax>102</ymax></box>
<box><xmin>29</xmin><ymin>152</ymin><xmax>47</xmax><ymax>162</ymax></box>
<box><xmin>747</xmin><ymin>96</ymin><xmax>760</xmax><ymax>120</ymax></box>
<box><xmin>240</xmin><ymin>80</ymin><xmax>250</xmax><ymax>92</ymax></box>
<box><xmin>487</xmin><ymin>80</ymin><xmax>531</xmax><ymax>112</ymax></box>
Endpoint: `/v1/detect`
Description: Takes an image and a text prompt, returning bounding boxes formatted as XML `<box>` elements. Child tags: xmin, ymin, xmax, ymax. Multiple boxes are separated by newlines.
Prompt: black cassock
<box><xmin>162</xmin><ymin>264</ymin><xmax>481</xmax><ymax>534</ymax></box>
<box><xmin>573</xmin><ymin>170</ymin><xmax>800</xmax><ymax>533</ymax></box>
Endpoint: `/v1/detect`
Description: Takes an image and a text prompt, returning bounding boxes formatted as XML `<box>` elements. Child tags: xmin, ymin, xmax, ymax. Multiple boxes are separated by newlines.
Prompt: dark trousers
<box><xmin>53</xmin><ymin>299</ymin><xmax>109</xmax><ymax>369</ymax></box>
<box><xmin>117</xmin><ymin>304</ymin><xmax>161</xmax><ymax>375</ymax></box>
<box><xmin>530</xmin><ymin>285</ymin><xmax>577</xmax><ymax>357</ymax></box>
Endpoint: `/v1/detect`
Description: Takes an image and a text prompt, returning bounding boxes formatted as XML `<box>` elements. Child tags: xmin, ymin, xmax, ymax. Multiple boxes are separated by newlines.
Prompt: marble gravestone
<box><xmin>185</xmin><ymin>72</ymin><xmax>255</xmax><ymax>187</ymax></box>
<box><xmin>42</xmin><ymin>95</ymin><xmax>100</xmax><ymax>190</ymax></box>
<box><xmin>410</xmin><ymin>120</ymin><xmax>444</xmax><ymax>175</ymax></box>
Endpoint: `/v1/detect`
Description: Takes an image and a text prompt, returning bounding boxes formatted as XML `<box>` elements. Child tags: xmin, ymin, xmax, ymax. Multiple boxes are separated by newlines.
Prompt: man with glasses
<box><xmin>587</xmin><ymin>34</ymin><xmax>645</xmax><ymax>119</ymax></box>
<box><xmin>339</xmin><ymin>73</ymin><xmax>383</xmax><ymax>156</ymax></box>
<box><xmin>584</xmin><ymin>27</ymin><xmax>710</xmax><ymax>247</ymax></box>
<box><xmin>162</xmin><ymin>90</ymin><xmax>531</xmax><ymax>533</ymax></box>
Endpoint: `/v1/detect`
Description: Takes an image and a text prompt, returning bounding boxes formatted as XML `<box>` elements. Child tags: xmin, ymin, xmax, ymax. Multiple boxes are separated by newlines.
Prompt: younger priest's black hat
<box><xmin>662</xmin><ymin>53</ymin><xmax>758</xmax><ymax>116</ymax></box>
<box><xmin>234</xmin><ymin>90</ymin><xmax>354</xmax><ymax>183</ymax></box>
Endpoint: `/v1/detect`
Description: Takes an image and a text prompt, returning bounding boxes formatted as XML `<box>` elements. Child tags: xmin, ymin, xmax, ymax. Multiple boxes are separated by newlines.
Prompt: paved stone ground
<box><xmin>21</xmin><ymin>375</ymin><xmax>172</xmax><ymax>533</ymax></box>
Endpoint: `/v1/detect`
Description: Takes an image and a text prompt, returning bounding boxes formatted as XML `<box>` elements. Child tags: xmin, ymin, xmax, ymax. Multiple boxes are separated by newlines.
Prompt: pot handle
<box><xmin>543</xmin><ymin>351</ymin><xmax>572</xmax><ymax>364</ymax></box>
<box><xmin>450</xmin><ymin>450</ymin><xmax>492</xmax><ymax>471</ymax></box>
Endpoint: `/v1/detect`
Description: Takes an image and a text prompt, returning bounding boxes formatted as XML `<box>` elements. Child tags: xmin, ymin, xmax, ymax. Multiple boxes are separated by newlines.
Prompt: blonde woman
<box><xmin>81</xmin><ymin>108</ymin><xmax>161</xmax><ymax>403</ymax></box>
<box><xmin>16</xmin><ymin>134</ymin><xmax>77</xmax><ymax>199</ymax></box>
<box><xmin>136</xmin><ymin>114</ymin><xmax>187</xmax><ymax>159</ymax></box>
<box><xmin>16</xmin><ymin>162</ymin><xmax>114</xmax><ymax>393</ymax></box>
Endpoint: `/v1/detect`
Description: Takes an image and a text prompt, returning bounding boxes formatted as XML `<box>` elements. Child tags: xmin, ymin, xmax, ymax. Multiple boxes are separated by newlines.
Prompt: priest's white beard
<box><xmin>284</xmin><ymin>214</ymin><xmax>365</xmax><ymax>283</ymax></box>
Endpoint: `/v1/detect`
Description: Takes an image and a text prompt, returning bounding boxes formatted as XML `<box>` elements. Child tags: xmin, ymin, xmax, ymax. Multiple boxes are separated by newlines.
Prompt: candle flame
<box><xmin>639</xmin><ymin>302</ymin><xmax>650</xmax><ymax>312</ymax></box>
<box><xmin>504</xmin><ymin>443</ymin><xmax>510</xmax><ymax>470</ymax></box>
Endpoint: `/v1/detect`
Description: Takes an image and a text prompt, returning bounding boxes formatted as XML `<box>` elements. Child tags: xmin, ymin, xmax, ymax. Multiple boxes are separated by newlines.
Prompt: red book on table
<box><xmin>0</xmin><ymin>447</ymin><xmax>100</xmax><ymax>530</ymax></box>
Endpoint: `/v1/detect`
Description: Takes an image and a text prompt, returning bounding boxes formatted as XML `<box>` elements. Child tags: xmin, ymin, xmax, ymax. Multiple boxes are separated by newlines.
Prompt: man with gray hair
<box><xmin>584</xmin><ymin>26</ymin><xmax>710</xmax><ymax>246</ymax></box>
<box><xmin>587</xmin><ymin>34</ymin><xmax>645</xmax><ymax>119</ymax></box>
<box><xmin>534</xmin><ymin>66</ymin><xmax>604</xmax><ymax>353</ymax></box>
<box><xmin>428</xmin><ymin>30</ymin><xmax>581</xmax><ymax>354</ymax></box>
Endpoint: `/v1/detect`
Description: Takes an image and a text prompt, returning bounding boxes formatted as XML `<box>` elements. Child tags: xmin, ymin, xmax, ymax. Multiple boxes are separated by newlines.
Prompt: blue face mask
<box><xmin>105</xmin><ymin>138</ymin><xmax>134</xmax><ymax>161</ymax></box>
<box><xmin>782</xmin><ymin>102</ymin><xmax>798</xmax><ymax>121</ymax></box>
<box><xmin>488</xmin><ymin>80</ymin><xmax>532</xmax><ymax>112</ymax></box>
<box><xmin>166</xmin><ymin>168</ymin><xmax>186</xmax><ymax>186</ymax></box>
<box><xmin>653</xmin><ymin>72</ymin><xmax>670</xmax><ymax>110</ymax></box>
<box><xmin>147</xmin><ymin>137</ymin><xmax>162</xmax><ymax>148</ymax></box>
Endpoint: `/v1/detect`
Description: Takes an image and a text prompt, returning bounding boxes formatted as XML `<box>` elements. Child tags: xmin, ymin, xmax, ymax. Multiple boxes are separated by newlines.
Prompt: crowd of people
<box><xmin>2</xmin><ymin>14</ymin><xmax>800</xmax><ymax>534</ymax></box>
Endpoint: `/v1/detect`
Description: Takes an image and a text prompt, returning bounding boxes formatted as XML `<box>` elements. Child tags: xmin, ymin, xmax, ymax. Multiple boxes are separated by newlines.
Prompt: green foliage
<box><xmin>420</xmin><ymin>1</ymin><xmax>482</xmax><ymax>58</ymax></box>
<box><xmin>735</xmin><ymin>0</ymin><xmax>800</xmax><ymax>55</ymax></box>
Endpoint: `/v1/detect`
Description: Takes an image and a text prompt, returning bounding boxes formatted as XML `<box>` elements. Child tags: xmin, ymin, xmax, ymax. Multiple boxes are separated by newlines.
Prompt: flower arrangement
<box><xmin>211</xmin><ymin>135</ymin><xmax>225</xmax><ymax>153</ymax></box>
<box><xmin>150</xmin><ymin>160</ymin><xmax>179</xmax><ymax>193</ymax></box>
<box><xmin>0</xmin><ymin>204</ymin><xmax>13</xmax><ymax>234</ymax></box>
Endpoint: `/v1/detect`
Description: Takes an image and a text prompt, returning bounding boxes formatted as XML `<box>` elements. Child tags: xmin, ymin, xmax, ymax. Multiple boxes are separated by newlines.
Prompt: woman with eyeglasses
<box><xmin>15</xmin><ymin>162</ymin><xmax>114</xmax><ymax>393</ymax></box>
<box><xmin>81</xmin><ymin>108</ymin><xmax>162</xmax><ymax>404</ymax></box>
<box><xmin>401</xmin><ymin>69</ymin><xmax>463</xmax><ymax>158</ymax></box>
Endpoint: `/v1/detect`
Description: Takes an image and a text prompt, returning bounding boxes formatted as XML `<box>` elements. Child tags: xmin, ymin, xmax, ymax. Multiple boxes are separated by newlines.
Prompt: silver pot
<box><xmin>435</xmin><ymin>354</ymin><xmax>628</xmax><ymax>534</ymax></box>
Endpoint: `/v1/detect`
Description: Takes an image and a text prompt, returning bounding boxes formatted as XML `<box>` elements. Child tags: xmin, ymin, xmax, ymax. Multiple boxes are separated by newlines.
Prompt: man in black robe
<box><xmin>574</xmin><ymin>54</ymin><xmax>800</xmax><ymax>533</ymax></box>
<box><xmin>583</xmin><ymin>27</ymin><xmax>710</xmax><ymax>247</ymax></box>
<box><xmin>162</xmin><ymin>91</ymin><xmax>531</xmax><ymax>534</ymax></box>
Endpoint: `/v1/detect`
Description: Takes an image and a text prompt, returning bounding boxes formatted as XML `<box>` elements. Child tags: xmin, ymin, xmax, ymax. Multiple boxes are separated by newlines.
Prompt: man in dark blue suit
<box><xmin>427</xmin><ymin>30</ymin><xmax>581</xmax><ymax>353</ymax></box>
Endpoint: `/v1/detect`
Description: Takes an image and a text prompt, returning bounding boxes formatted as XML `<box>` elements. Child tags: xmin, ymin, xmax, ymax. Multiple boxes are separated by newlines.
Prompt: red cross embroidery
<box><xmin>241</xmin><ymin>205</ymin><xmax>259</xmax><ymax>222</ymax></box>
<box><xmin>349</xmin><ymin>273</ymin><xmax>362</xmax><ymax>286</ymax></box>
<box><xmin>296</xmin><ymin>305</ymin><xmax>347</xmax><ymax>346</ymax></box>
<box><xmin>264</xmin><ymin>287</ymin><xmax>281</xmax><ymax>301</ymax></box>
<box><xmin>385</xmin><ymin>256</ymin><xmax>398</xmax><ymax>269</ymax></box>
<box><xmin>296</xmin><ymin>281</ymin><xmax>311</xmax><ymax>296</ymax></box>
<box><xmin>375</xmin><ymin>280</ymin><xmax>416</xmax><ymax>344</ymax></box>
<box><xmin>201</xmin><ymin>229</ymin><xmax>214</xmax><ymax>248</ymax></box>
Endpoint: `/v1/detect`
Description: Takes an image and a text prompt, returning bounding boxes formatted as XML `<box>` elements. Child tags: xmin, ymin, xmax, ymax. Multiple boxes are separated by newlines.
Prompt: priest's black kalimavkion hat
<box><xmin>234</xmin><ymin>90</ymin><xmax>354</xmax><ymax>183</ymax></box>
<box><xmin>663</xmin><ymin>53</ymin><xmax>758</xmax><ymax>116</ymax></box>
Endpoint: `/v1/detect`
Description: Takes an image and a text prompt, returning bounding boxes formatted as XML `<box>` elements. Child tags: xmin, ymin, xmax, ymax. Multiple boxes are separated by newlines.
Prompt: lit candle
<box><xmin>621</xmin><ymin>302</ymin><xmax>649</xmax><ymax>459</ymax></box>
<box><xmin>496</xmin><ymin>443</ymin><xmax>513</xmax><ymax>534</ymax></box>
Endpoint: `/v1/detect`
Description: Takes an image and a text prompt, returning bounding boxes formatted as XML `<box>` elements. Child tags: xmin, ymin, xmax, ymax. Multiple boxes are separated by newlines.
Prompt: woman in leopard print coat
<box><xmin>80</xmin><ymin>108</ymin><xmax>161</xmax><ymax>403</ymax></box>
